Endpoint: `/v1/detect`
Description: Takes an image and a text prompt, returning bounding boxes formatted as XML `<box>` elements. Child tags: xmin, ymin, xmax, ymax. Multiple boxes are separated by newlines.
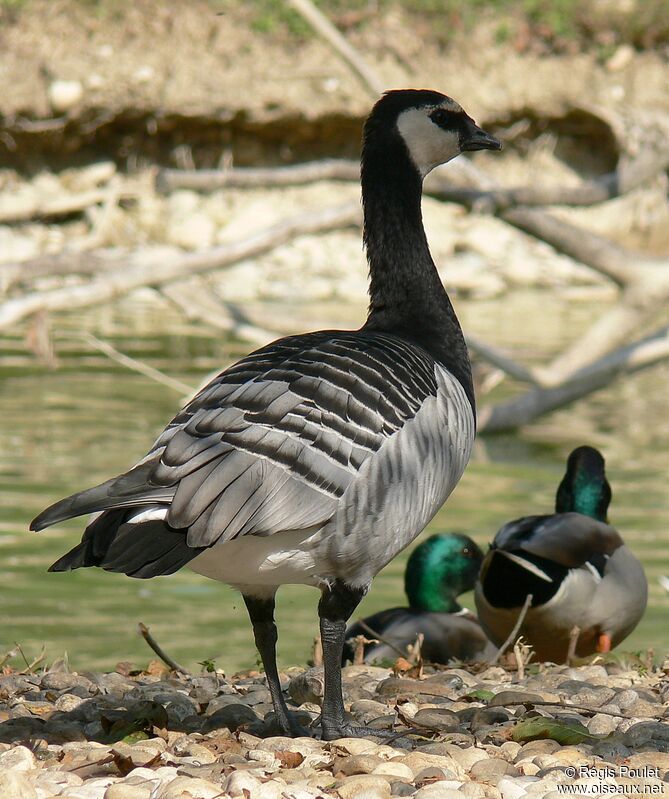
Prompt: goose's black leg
<box><xmin>318</xmin><ymin>580</ymin><xmax>380</xmax><ymax>740</ymax></box>
<box><xmin>243</xmin><ymin>593</ymin><xmax>309</xmax><ymax>737</ymax></box>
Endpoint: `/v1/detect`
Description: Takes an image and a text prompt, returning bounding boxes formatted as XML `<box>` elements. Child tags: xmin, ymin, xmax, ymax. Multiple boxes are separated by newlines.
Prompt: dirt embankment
<box><xmin>1</xmin><ymin>1</ymin><xmax>669</xmax><ymax>171</ymax></box>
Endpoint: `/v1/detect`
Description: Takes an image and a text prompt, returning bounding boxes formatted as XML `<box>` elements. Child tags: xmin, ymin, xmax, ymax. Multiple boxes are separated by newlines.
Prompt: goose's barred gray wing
<box><xmin>34</xmin><ymin>329</ymin><xmax>460</xmax><ymax>576</ymax></box>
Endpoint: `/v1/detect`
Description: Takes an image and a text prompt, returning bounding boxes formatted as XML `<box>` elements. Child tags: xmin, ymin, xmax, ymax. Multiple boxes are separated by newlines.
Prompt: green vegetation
<box><xmin>247</xmin><ymin>0</ymin><xmax>669</xmax><ymax>53</ymax></box>
<box><xmin>1</xmin><ymin>0</ymin><xmax>667</xmax><ymax>53</ymax></box>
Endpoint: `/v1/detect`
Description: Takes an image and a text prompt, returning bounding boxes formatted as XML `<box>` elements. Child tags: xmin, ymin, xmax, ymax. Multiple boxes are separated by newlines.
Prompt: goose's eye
<box><xmin>430</xmin><ymin>108</ymin><xmax>458</xmax><ymax>128</ymax></box>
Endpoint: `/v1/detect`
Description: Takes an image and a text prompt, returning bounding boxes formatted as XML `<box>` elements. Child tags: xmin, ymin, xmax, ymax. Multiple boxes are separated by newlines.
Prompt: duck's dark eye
<box><xmin>430</xmin><ymin>108</ymin><xmax>458</xmax><ymax>128</ymax></box>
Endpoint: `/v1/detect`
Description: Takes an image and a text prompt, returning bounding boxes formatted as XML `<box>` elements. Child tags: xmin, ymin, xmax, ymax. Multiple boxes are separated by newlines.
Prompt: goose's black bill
<box><xmin>461</xmin><ymin>123</ymin><xmax>502</xmax><ymax>152</ymax></box>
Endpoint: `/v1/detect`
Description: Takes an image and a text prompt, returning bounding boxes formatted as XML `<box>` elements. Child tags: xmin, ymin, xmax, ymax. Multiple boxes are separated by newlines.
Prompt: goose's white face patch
<box><xmin>396</xmin><ymin>106</ymin><xmax>461</xmax><ymax>177</ymax></box>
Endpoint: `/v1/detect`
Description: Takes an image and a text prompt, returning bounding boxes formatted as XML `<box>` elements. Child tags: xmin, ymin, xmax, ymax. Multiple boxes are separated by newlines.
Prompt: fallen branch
<box><xmin>0</xmin><ymin>202</ymin><xmax>361</xmax><ymax>331</ymax></box>
<box><xmin>479</xmin><ymin>323</ymin><xmax>669</xmax><ymax>432</ymax></box>
<box><xmin>479</xmin><ymin>327</ymin><xmax>669</xmax><ymax>433</ymax></box>
<box><xmin>138</xmin><ymin>622</ymin><xmax>189</xmax><ymax>675</ymax></box>
<box><xmin>0</xmin><ymin>646</ymin><xmax>19</xmax><ymax>669</ymax></box>
<box><xmin>286</xmin><ymin>0</ymin><xmax>384</xmax><ymax>97</ymax></box>
<box><xmin>0</xmin><ymin>186</ymin><xmax>135</xmax><ymax>225</ymax></box>
<box><xmin>82</xmin><ymin>333</ymin><xmax>194</xmax><ymax>395</ymax></box>
<box><xmin>157</xmin><ymin>160</ymin><xmax>360</xmax><ymax>194</ymax></box>
<box><xmin>0</xmin><ymin>250</ymin><xmax>123</xmax><ymax>294</ymax></box>
<box><xmin>161</xmin><ymin>278</ymin><xmax>279</xmax><ymax>347</ymax></box>
<box><xmin>466</xmin><ymin>334</ymin><xmax>541</xmax><ymax>386</ymax></box>
<box><xmin>155</xmin><ymin>139</ymin><xmax>669</xmax><ymax>216</ymax></box>
<box><xmin>433</xmin><ymin>142</ymin><xmax>669</xmax><ymax>211</ymax></box>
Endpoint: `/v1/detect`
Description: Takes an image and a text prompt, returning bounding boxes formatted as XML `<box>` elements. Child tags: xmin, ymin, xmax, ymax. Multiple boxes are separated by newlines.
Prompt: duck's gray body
<box><xmin>345</xmin><ymin>607</ymin><xmax>494</xmax><ymax>664</ymax></box>
<box><xmin>475</xmin><ymin>513</ymin><xmax>647</xmax><ymax>662</ymax></box>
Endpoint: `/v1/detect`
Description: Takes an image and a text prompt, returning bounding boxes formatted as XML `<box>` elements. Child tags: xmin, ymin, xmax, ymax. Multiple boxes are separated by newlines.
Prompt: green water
<box><xmin>1</xmin><ymin>292</ymin><xmax>668</xmax><ymax>673</ymax></box>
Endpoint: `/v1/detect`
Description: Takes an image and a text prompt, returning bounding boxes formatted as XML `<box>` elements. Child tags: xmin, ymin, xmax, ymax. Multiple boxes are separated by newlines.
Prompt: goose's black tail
<box><xmin>31</xmin><ymin>464</ymin><xmax>204</xmax><ymax>578</ymax></box>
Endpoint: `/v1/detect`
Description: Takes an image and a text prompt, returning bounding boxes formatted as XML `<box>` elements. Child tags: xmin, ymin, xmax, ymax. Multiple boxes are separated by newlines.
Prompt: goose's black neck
<box><xmin>360</xmin><ymin>116</ymin><xmax>473</xmax><ymax>410</ymax></box>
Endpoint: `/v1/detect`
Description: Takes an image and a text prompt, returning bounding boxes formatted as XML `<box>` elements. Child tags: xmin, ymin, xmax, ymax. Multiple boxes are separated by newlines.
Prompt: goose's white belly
<box><xmin>188</xmin><ymin>527</ymin><xmax>331</xmax><ymax>594</ymax></box>
<box><xmin>189</xmin><ymin>365</ymin><xmax>474</xmax><ymax>595</ymax></box>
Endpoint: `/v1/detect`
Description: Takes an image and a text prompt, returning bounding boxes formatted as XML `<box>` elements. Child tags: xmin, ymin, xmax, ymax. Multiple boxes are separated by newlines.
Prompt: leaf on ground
<box><xmin>275</xmin><ymin>750</ymin><xmax>305</xmax><ymax>768</ymax></box>
<box><xmin>511</xmin><ymin>717</ymin><xmax>603</xmax><ymax>745</ymax></box>
<box><xmin>465</xmin><ymin>689</ymin><xmax>494</xmax><ymax>702</ymax></box>
<box><xmin>101</xmin><ymin>700</ymin><xmax>170</xmax><ymax>743</ymax></box>
<box><xmin>145</xmin><ymin>659</ymin><xmax>170</xmax><ymax>677</ymax></box>
<box><xmin>121</xmin><ymin>730</ymin><xmax>150</xmax><ymax>744</ymax></box>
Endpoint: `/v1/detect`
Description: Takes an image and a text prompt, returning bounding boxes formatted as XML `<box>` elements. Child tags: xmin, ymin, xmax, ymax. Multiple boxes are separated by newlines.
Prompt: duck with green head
<box><xmin>343</xmin><ymin>532</ymin><xmax>494</xmax><ymax>664</ymax></box>
<box><xmin>475</xmin><ymin>446</ymin><xmax>647</xmax><ymax>662</ymax></box>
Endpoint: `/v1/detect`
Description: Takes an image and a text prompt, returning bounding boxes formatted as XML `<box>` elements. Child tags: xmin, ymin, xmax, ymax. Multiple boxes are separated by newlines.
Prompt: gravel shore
<box><xmin>1</xmin><ymin>657</ymin><xmax>668</xmax><ymax>798</ymax></box>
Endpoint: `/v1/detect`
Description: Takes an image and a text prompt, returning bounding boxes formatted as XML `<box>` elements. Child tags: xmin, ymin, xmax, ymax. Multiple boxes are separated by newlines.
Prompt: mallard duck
<box><xmin>31</xmin><ymin>90</ymin><xmax>501</xmax><ymax>740</ymax></box>
<box><xmin>475</xmin><ymin>446</ymin><xmax>647</xmax><ymax>662</ymax></box>
<box><xmin>344</xmin><ymin>532</ymin><xmax>494</xmax><ymax>664</ymax></box>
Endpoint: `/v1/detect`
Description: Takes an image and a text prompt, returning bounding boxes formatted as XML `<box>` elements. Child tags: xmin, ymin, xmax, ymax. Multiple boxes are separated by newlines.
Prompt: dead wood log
<box><xmin>161</xmin><ymin>278</ymin><xmax>278</xmax><ymax>347</ymax></box>
<box><xmin>0</xmin><ymin>189</ymin><xmax>106</xmax><ymax>224</ymax></box>
<box><xmin>155</xmin><ymin>140</ymin><xmax>669</xmax><ymax>213</ymax></box>
<box><xmin>479</xmin><ymin>324</ymin><xmax>669</xmax><ymax>432</ymax></box>
<box><xmin>0</xmin><ymin>202</ymin><xmax>360</xmax><ymax>332</ymax></box>
<box><xmin>0</xmin><ymin>251</ymin><xmax>122</xmax><ymax>294</ymax></box>
<box><xmin>156</xmin><ymin>160</ymin><xmax>361</xmax><ymax>193</ymax></box>
<box><xmin>82</xmin><ymin>333</ymin><xmax>194</xmax><ymax>395</ymax></box>
<box><xmin>432</xmin><ymin>142</ymin><xmax>669</xmax><ymax>211</ymax></box>
<box><xmin>0</xmin><ymin>186</ymin><xmax>135</xmax><ymax>225</ymax></box>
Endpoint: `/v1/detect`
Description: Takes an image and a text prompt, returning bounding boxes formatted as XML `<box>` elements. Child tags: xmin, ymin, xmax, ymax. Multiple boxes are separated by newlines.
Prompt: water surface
<box><xmin>1</xmin><ymin>291</ymin><xmax>667</xmax><ymax>672</ymax></box>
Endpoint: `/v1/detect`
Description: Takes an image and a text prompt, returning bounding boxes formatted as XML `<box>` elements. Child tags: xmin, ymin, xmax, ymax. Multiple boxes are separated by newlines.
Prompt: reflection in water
<box><xmin>1</xmin><ymin>294</ymin><xmax>668</xmax><ymax>671</ymax></box>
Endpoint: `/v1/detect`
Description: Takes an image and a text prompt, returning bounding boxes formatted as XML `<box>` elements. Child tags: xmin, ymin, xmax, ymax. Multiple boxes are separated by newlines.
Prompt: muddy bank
<box><xmin>1</xmin><ymin>1</ymin><xmax>669</xmax><ymax>170</ymax></box>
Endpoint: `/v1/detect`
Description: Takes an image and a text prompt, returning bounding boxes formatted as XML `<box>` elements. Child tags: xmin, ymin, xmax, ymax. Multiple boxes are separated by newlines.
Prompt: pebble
<box><xmin>104</xmin><ymin>784</ymin><xmax>154</xmax><ymax>799</ymax></box>
<box><xmin>335</xmin><ymin>774</ymin><xmax>392</xmax><ymax>798</ymax></box>
<box><xmin>0</xmin><ymin>662</ymin><xmax>666</xmax><ymax>798</ymax></box>
<box><xmin>48</xmin><ymin>79</ymin><xmax>84</xmax><ymax>113</ymax></box>
<box><xmin>157</xmin><ymin>776</ymin><xmax>223</xmax><ymax>798</ymax></box>
<box><xmin>0</xmin><ymin>744</ymin><xmax>37</xmax><ymax>772</ymax></box>
<box><xmin>414</xmin><ymin>786</ymin><xmax>467</xmax><ymax>799</ymax></box>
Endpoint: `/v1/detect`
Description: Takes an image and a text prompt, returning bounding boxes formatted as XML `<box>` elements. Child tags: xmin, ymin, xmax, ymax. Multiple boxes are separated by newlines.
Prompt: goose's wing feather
<box><xmin>33</xmin><ymin>330</ymin><xmax>441</xmax><ymax>551</ymax></box>
<box><xmin>493</xmin><ymin>512</ymin><xmax>623</xmax><ymax>568</ymax></box>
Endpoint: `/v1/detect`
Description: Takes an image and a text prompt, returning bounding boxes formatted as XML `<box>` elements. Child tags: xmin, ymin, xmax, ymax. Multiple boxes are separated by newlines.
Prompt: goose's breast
<box><xmin>329</xmin><ymin>364</ymin><xmax>475</xmax><ymax>586</ymax></box>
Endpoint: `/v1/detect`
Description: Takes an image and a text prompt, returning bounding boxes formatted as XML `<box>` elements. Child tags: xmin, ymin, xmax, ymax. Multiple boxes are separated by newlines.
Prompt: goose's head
<box><xmin>404</xmin><ymin>532</ymin><xmax>484</xmax><ymax>613</ymax></box>
<box><xmin>364</xmin><ymin>89</ymin><xmax>501</xmax><ymax>178</ymax></box>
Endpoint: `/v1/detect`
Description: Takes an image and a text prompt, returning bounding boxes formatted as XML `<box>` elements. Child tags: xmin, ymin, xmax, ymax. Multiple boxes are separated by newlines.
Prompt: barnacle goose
<box><xmin>475</xmin><ymin>446</ymin><xmax>647</xmax><ymax>662</ymax></box>
<box><xmin>32</xmin><ymin>89</ymin><xmax>501</xmax><ymax>739</ymax></box>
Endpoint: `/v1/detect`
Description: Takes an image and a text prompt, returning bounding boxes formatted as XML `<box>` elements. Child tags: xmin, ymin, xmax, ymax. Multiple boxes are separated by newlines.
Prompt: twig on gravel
<box><xmin>138</xmin><ymin>622</ymin><xmax>190</xmax><ymax>675</ymax></box>
<box><xmin>0</xmin><ymin>646</ymin><xmax>20</xmax><ymax>669</ymax></box>
<box><xmin>566</xmin><ymin>625</ymin><xmax>581</xmax><ymax>664</ymax></box>
<box><xmin>82</xmin><ymin>333</ymin><xmax>195</xmax><ymax>395</ymax></box>
<box><xmin>491</xmin><ymin>594</ymin><xmax>533</xmax><ymax>664</ymax></box>
<box><xmin>502</xmin><ymin>698</ymin><xmax>661</xmax><ymax>721</ymax></box>
<box><xmin>13</xmin><ymin>642</ymin><xmax>46</xmax><ymax>674</ymax></box>
<box><xmin>19</xmin><ymin>646</ymin><xmax>46</xmax><ymax>675</ymax></box>
<box><xmin>355</xmin><ymin>619</ymin><xmax>407</xmax><ymax>660</ymax></box>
